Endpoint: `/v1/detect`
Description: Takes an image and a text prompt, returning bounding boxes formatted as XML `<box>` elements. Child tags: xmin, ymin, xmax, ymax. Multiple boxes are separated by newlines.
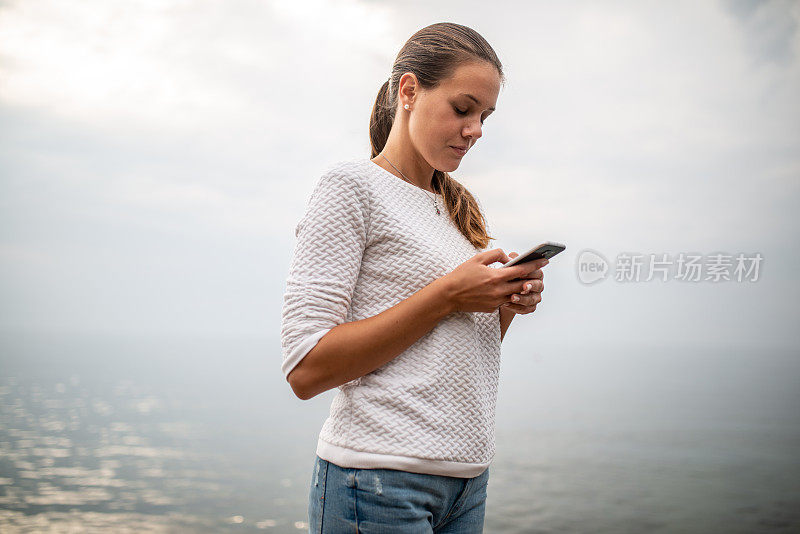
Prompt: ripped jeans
<box><xmin>308</xmin><ymin>455</ymin><xmax>489</xmax><ymax>533</ymax></box>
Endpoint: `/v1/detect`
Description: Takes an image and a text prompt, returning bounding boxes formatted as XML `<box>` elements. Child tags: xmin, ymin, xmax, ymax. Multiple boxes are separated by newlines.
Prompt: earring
<box><xmin>404</xmin><ymin>104</ymin><xmax>410</xmax><ymax>110</ymax></box>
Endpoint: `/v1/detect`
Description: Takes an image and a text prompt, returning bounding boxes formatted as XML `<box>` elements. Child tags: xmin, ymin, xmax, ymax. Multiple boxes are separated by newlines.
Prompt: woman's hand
<box><xmin>500</xmin><ymin>251</ymin><xmax>545</xmax><ymax>315</ymax></box>
<box><xmin>442</xmin><ymin>248</ymin><xmax>548</xmax><ymax>314</ymax></box>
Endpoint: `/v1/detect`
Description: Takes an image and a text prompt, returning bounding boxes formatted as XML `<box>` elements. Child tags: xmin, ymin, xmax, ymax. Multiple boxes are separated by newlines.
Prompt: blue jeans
<box><xmin>308</xmin><ymin>455</ymin><xmax>489</xmax><ymax>533</ymax></box>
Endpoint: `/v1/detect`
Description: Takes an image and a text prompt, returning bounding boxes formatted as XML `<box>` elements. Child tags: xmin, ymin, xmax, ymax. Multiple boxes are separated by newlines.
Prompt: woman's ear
<box><xmin>397</xmin><ymin>72</ymin><xmax>418</xmax><ymax>109</ymax></box>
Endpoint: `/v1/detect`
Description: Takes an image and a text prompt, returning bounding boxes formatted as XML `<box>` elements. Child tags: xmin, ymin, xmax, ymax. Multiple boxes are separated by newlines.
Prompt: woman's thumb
<box><xmin>479</xmin><ymin>248</ymin><xmax>510</xmax><ymax>265</ymax></box>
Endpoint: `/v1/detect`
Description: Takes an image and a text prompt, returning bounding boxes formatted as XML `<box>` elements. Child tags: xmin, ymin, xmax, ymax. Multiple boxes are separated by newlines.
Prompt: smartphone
<box><xmin>501</xmin><ymin>241</ymin><xmax>566</xmax><ymax>268</ymax></box>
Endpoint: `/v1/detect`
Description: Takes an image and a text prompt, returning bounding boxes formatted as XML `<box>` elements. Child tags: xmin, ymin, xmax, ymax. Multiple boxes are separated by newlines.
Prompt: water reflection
<box><xmin>1</xmin><ymin>333</ymin><xmax>799</xmax><ymax>533</ymax></box>
<box><xmin>0</xmin><ymin>372</ymin><xmax>291</xmax><ymax>532</ymax></box>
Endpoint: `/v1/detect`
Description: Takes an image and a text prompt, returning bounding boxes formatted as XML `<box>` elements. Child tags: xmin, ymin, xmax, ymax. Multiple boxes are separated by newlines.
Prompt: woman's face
<box><xmin>405</xmin><ymin>61</ymin><xmax>501</xmax><ymax>173</ymax></box>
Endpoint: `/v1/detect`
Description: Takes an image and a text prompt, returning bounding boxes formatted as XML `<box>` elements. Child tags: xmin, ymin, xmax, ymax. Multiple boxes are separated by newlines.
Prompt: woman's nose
<box><xmin>463</xmin><ymin>120</ymin><xmax>482</xmax><ymax>141</ymax></box>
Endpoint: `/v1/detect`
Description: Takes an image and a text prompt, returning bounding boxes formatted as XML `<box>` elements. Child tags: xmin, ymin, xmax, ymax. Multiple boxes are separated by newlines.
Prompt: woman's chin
<box><xmin>438</xmin><ymin>158</ymin><xmax>462</xmax><ymax>173</ymax></box>
<box><xmin>427</xmin><ymin>151</ymin><xmax>463</xmax><ymax>173</ymax></box>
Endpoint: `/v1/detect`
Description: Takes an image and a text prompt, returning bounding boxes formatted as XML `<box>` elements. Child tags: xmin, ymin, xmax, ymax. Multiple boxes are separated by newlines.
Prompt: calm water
<box><xmin>1</xmin><ymin>331</ymin><xmax>798</xmax><ymax>533</ymax></box>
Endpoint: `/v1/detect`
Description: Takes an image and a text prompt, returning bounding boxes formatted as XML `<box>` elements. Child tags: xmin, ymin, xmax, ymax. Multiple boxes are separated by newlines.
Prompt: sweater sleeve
<box><xmin>280</xmin><ymin>165</ymin><xmax>370</xmax><ymax>389</ymax></box>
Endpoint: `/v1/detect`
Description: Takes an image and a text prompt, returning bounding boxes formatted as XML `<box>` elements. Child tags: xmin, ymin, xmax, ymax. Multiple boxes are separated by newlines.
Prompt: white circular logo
<box><xmin>576</xmin><ymin>249</ymin><xmax>609</xmax><ymax>284</ymax></box>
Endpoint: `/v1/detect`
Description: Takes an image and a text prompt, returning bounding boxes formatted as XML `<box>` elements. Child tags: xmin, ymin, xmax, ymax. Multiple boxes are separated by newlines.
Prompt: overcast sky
<box><xmin>0</xmin><ymin>0</ymin><xmax>798</xmax><ymax>353</ymax></box>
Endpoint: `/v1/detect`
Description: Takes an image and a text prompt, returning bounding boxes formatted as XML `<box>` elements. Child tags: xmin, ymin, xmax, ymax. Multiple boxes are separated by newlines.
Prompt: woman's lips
<box><xmin>450</xmin><ymin>146</ymin><xmax>467</xmax><ymax>156</ymax></box>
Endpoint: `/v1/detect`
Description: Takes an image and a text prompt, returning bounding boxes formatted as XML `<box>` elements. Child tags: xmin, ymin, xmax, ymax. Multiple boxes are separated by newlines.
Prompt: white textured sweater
<box><xmin>280</xmin><ymin>158</ymin><xmax>501</xmax><ymax>478</ymax></box>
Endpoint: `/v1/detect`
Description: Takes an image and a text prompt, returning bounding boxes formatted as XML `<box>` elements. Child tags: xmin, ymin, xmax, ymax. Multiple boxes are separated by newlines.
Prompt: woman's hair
<box><xmin>369</xmin><ymin>22</ymin><xmax>505</xmax><ymax>250</ymax></box>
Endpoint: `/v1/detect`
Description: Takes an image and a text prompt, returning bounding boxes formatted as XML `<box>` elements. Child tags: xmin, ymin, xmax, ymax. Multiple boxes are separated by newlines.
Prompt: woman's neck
<box><xmin>373</xmin><ymin>131</ymin><xmax>436</xmax><ymax>192</ymax></box>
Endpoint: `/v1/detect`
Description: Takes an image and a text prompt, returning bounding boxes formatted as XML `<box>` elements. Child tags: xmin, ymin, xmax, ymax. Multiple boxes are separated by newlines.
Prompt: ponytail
<box><xmin>369</xmin><ymin>79</ymin><xmax>393</xmax><ymax>158</ymax></box>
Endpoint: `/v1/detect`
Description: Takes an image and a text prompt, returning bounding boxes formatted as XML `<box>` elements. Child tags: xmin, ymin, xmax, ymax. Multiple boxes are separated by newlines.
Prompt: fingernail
<box><xmin>512</xmin><ymin>295</ymin><xmax>519</xmax><ymax>302</ymax></box>
<box><xmin>525</xmin><ymin>283</ymin><xmax>532</xmax><ymax>292</ymax></box>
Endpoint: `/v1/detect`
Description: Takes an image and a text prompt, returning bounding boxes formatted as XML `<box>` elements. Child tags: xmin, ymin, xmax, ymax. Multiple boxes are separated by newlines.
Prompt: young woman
<box><xmin>280</xmin><ymin>22</ymin><xmax>548</xmax><ymax>533</ymax></box>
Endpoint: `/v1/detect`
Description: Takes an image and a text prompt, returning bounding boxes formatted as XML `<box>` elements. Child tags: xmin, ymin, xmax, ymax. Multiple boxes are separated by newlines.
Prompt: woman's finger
<box><xmin>503</xmin><ymin>300</ymin><xmax>538</xmax><ymax>314</ymax></box>
<box><xmin>520</xmin><ymin>279</ymin><xmax>544</xmax><ymax>295</ymax></box>
<box><xmin>528</xmin><ymin>268</ymin><xmax>544</xmax><ymax>280</ymax></box>
<box><xmin>510</xmin><ymin>293</ymin><xmax>541</xmax><ymax>306</ymax></box>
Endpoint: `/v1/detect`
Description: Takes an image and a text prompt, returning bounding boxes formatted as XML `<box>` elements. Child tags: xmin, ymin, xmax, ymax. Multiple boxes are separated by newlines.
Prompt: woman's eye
<box><xmin>455</xmin><ymin>105</ymin><xmax>487</xmax><ymax>125</ymax></box>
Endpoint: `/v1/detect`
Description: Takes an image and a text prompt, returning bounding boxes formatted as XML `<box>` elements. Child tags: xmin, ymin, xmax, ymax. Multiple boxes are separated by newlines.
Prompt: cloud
<box><xmin>0</xmin><ymin>0</ymin><xmax>797</xmax><ymax>346</ymax></box>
